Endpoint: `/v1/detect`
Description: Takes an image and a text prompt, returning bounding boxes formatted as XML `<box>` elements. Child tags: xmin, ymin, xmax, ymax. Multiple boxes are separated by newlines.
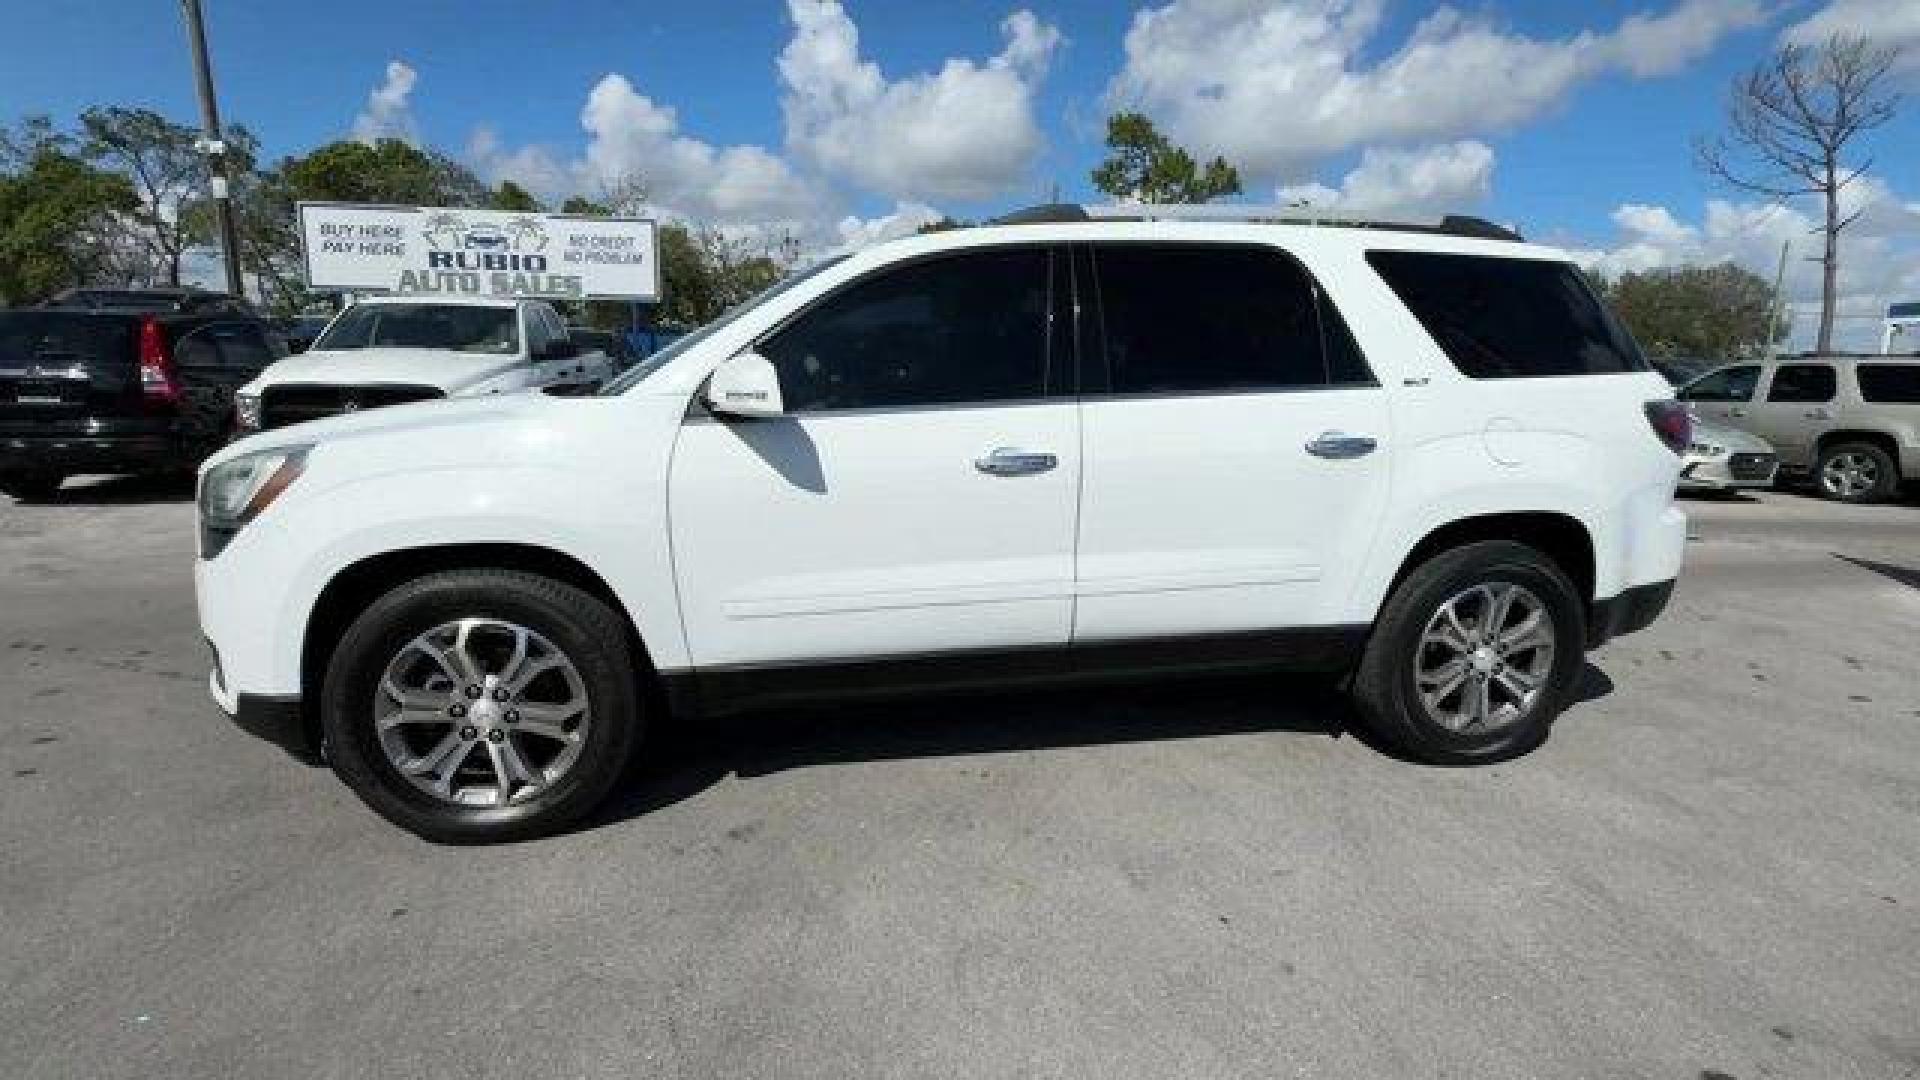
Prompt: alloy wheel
<box><xmin>1413</xmin><ymin>582</ymin><xmax>1556</xmax><ymax>733</ymax></box>
<box><xmin>1820</xmin><ymin>452</ymin><xmax>1879</xmax><ymax>500</ymax></box>
<box><xmin>373</xmin><ymin>619</ymin><xmax>591</xmax><ymax>807</ymax></box>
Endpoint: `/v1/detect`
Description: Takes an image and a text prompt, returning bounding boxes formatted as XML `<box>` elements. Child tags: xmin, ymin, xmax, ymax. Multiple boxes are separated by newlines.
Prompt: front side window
<box><xmin>312</xmin><ymin>304</ymin><xmax>519</xmax><ymax>355</ymax></box>
<box><xmin>758</xmin><ymin>248</ymin><xmax>1053</xmax><ymax>412</ymax></box>
<box><xmin>1368</xmin><ymin>251</ymin><xmax>1646</xmax><ymax>379</ymax></box>
<box><xmin>1767</xmin><ymin>363</ymin><xmax>1836</xmax><ymax>403</ymax></box>
<box><xmin>1091</xmin><ymin>244</ymin><xmax>1366</xmax><ymax>394</ymax></box>
<box><xmin>1680</xmin><ymin>365</ymin><xmax>1760</xmax><ymax>402</ymax></box>
<box><xmin>1857</xmin><ymin>364</ymin><xmax>1920</xmax><ymax>404</ymax></box>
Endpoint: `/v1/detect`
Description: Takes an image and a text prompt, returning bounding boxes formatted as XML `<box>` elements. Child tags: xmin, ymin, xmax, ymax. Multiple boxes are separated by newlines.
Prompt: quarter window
<box><xmin>1857</xmin><ymin>364</ymin><xmax>1920</xmax><ymax>404</ymax></box>
<box><xmin>1091</xmin><ymin>244</ymin><xmax>1367</xmax><ymax>393</ymax></box>
<box><xmin>1367</xmin><ymin>251</ymin><xmax>1645</xmax><ymax>379</ymax></box>
<box><xmin>1679</xmin><ymin>365</ymin><xmax>1760</xmax><ymax>403</ymax></box>
<box><xmin>1766</xmin><ymin>364</ymin><xmax>1836</xmax><ymax>403</ymax></box>
<box><xmin>759</xmin><ymin>248</ymin><xmax>1053</xmax><ymax>412</ymax></box>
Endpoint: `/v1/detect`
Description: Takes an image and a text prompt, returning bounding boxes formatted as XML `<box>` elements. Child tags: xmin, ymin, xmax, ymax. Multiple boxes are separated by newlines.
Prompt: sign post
<box><xmin>297</xmin><ymin>202</ymin><xmax>659</xmax><ymax>302</ymax></box>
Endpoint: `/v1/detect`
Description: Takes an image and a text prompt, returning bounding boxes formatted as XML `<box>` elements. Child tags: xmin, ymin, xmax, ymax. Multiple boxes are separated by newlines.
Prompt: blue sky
<box><xmin>6</xmin><ymin>1</ymin><xmax>1919</xmax><ymax>346</ymax></box>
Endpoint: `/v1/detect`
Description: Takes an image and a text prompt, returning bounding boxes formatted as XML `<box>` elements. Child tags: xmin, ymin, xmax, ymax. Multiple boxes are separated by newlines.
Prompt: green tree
<box><xmin>281</xmin><ymin>138</ymin><xmax>486</xmax><ymax>206</ymax></box>
<box><xmin>1593</xmin><ymin>262</ymin><xmax>1787</xmax><ymax>362</ymax></box>
<box><xmin>78</xmin><ymin>106</ymin><xmax>205</xmax><ymax>283</ymax></box>
<box><xmin>489</xmin><ymin>180</ymin><xmax>541</xmax><ymax>212</ymax></box>
<box><xmin>1090</xmin><ymin>112</ymin><xmax>1241</xmax><ymax>204</ymax></box>
<box><xmin>0</xmin><ymin>143</ymin><xmax>137</xmax><ymax>302</ymax></box>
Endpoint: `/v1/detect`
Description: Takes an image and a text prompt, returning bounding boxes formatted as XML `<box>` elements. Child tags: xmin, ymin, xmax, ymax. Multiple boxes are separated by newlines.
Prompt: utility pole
<box><xmin>180</xmin><ymin>0</ymin><xmax>244</xmax><ymax>298</ymax></box>
<box><xmin>1764</xmin><ymin>239</ymin><xmax>1789</xmax><ymax>359</ymax></box>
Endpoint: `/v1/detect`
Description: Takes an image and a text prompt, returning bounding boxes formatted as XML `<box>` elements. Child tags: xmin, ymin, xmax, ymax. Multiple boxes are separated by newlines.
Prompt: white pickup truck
<box><xmin>234</xmin><ymin>295</ymin><xmax>613</xmax><ymax>433</ymax></box>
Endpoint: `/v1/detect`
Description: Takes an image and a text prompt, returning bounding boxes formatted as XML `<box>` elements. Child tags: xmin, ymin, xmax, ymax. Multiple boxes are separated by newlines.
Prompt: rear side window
<box><xmin>1367</xmin><ymin>251</ymin><xmax>1645</xmax><ymax>379</ymax></box>
<box><xmin>1680</xmin><ymin>365</ymin><xmax>1760</xmax><ymax>402</ymax></box>
<box><xmin>1767</xmin><ymin>364</ymin><xmax>1836</xmax><ymax>403</ymax></box>
<box><xmin>1090</xmin><ymin>244</ymin><xmax>1372</xmax><ymax>394</ymax></box>
<box><xmin>1858</xmin><ymin>364</ymin><xmax>1920</xmax><ymax>404</ymax></box>
<box><xmin>759</xmin><ymin>247</ymin><xmax>1054</xmax><ymax>412</ymax></box>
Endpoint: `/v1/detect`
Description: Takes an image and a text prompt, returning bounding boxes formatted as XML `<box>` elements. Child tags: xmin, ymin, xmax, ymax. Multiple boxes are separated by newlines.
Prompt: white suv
<box><xmin>195</xmin><ymin>207</ymin><xmax>1689</xmax><ymax>841</ymax></box>
<box><xmin>232</xmin><ymin>295</ymin><xmax>613</xmax><ymax>434</ymax></box>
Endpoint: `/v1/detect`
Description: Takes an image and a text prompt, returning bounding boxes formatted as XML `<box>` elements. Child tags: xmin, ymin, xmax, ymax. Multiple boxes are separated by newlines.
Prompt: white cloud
<box><xmin>832</xmin><ymin>201</ymin><xmax>944</xmax><ymax>252</ymax></box>
<box><xmin>1783</xmin><ymin>0</ymin><xmax>1920</xmax><ymax>69</ymax></box>
<box><xmin>778</xmin><ymin>0</ymin><xmax>1062</xmax><ymax>201</ymax></box>
<box><xmin>466</xmin><ymin>128</ymin><xmax>572</xmax><ymax>200</ymax></box>
<box><xmin>1577</xmin><ymin>179</ymin><xmax>1920</xmax><ymax>351</ymax></box>
<box><xmin>1275</xmin><ymin>140</ymin><xmax>1494</xmax><ymax>218</ymax></box>
<box><xmin>1107</xmin><ymin>0</ymin><xmax>1766</xmax><ymax>184</ymax></box>
<box><xmin>577</xmin><ymin>73</ymin><xmax>830</xmax><ymax>228</ymax></box>
<box><xmin>352</xmin><ymin>61</ymin><xmax>419</xmax><ymax>144</ymax></box>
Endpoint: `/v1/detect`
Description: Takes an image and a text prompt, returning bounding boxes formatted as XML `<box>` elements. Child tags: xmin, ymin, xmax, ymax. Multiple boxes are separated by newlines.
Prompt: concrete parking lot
<box><xmin>2</xmin><ymin>481</ymin><xmax>1917</xmax><ymax>1080</ymax></box>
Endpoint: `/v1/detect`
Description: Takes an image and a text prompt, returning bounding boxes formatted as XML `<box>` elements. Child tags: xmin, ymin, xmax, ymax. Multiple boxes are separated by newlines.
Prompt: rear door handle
<box><xmin>1305</xmin><ymin>431</ymin><xmax>1378</xmax><ymax>459</ymax></box>
<box><xmin>1804</xmin><ymin>408</ymin><xmax>1833</xmax><ymax>420</ymax></box>
<box><xmin>974</xmin><ymin>447</ymin><xmax>1058</xmax><ymax>476</ymax></box>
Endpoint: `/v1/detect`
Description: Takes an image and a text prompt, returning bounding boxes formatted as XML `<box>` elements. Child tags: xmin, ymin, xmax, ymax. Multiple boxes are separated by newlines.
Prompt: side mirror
<box><xmin>704</xmin><ymin>351</ymin><xmax>785</xmax><ymax>418</ymax></box>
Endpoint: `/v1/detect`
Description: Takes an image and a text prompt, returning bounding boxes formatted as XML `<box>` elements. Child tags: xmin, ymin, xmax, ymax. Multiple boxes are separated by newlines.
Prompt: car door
<box><xmin>1072</xmin><ymin>242</ymin><xmax>1391</xmax><ymax>642</ymax></box>
<box><xmin>171</xmin><ymin>319</ymin><xmax>280</xmax><ymax>454</ymax></box>
<box><xmin>1677</xmin><ymin>364</ymin><xmax>1761</xmax><ymax>430</ymax></box>
<box><xmin>669</xmin><ymin>245</ymin><xmax>1078</xmax><ymax>670</ymax></box>
<box><xmin>1751</xmin><ymin>361</ymin><xmax>1837</xmax><ymax>469</ymax></box>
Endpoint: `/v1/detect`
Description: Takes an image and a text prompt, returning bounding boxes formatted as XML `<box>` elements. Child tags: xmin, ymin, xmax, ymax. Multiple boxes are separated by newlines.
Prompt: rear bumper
<box><xmin>0</xmin><ymin>431</ymin><xmax>185</xmax><ymax>475</ymax></box>
<box><xmin>1586</xmin><ymin>578</ymin><xmax>1675</xmax><ymax>649</ymax></box>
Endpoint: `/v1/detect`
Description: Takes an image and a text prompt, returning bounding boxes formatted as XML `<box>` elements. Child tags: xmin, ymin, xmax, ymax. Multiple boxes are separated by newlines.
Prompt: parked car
<box><xmin>196</xmin><ymin>205</ymin><xmax>1688</xmax><ymax>841</ymax></box>
<box><xmin>1678</xmin><ymin>420</ymin><xmax>1777</xmax><ymax>493</ymax></box>
<box><xmin>0</xmin><ymin>289</ymin><xmax>288</xmax><ymax>501</ymax></box>
<box><xmin>1677</xmin><ymin>354</ymin><xmax>1920</xmax><ymax>503</ymax></box>
<box><xmin>278</xmin><ymin>315</ymin><xmax>333</xmax><ymax>354</ymax></box>
<box><xmin>233</xmin><ymin>296</ymin><xmax>614</xmax><ymax>434</ymax></box>
<box><xmin>566</xmin><ymin>327</ymin><xmax>639</xmax><ymax>374</ymax></box>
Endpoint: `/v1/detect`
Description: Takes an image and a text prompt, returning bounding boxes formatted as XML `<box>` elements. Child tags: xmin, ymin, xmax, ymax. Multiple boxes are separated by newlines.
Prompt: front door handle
<box><xmin>1804</xmin><ymin>408</ymin><xmax>1833</xmax><ymax>420</ymax></box>
<box><xmin>1305</xmin><ymin>431</ymin><xmax>1378</xmax><ymax>459</ymax></box>
<box><xmin>974</xmin><ymin>447</ymin><xmax>1058</xmax><ymax>476</ymax></box>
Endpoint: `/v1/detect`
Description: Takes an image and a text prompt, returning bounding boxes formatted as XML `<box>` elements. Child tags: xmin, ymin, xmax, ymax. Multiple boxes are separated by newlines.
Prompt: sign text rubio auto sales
<box><xmin>297</xmin><ymin>203</ymin><xmax>660</xmax><ymax>302</ymax></box>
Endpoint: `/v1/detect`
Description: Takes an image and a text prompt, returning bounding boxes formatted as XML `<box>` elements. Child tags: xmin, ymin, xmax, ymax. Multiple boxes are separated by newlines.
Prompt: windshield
<box><xmin>312</xmin><ymin>303</ymin><xmax>519</xmax><ymax>355</ymax></box>
<box><xmin>600</xmin><ymin>255</ymin><xmax>849</xmax><ymax>394</ymax></box>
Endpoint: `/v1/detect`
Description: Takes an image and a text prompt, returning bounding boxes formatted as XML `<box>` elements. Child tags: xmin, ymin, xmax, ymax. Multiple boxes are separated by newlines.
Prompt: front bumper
<box><xmin>210</xmin><ymin>669</ymin><xmax>320</xmax><ymax>764</ymax></box>
<box><xmin>1679</xmin><ymin>452</ymin><xmax>1778</xmax><ymax>490</ymax></box>
<box><xmin>1586</xmin><ymin>578</ymin><xmax>1675</xmax><ymax>649</ymax></box>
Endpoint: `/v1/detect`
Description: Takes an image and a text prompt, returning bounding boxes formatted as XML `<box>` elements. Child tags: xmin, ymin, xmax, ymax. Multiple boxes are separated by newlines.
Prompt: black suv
<box><xmin>0</xmin><ymin>288</ymin><xmax>288</xmax><ymax>501</ymax></box>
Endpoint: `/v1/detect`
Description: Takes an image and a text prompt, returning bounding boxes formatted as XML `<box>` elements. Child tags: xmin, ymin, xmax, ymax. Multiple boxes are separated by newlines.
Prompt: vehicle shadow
<box><xmin>1676</xmin><ymin>489</ymin><xmax>1760</xmax><ymax>504</ymax></box>
<box><xmin>582</xmin><ymin>661</ymin><xmax>1617</xmax><ymax>833</ymax></box>
<box><xmin>33</xmin><ymin>473</ymin><xmax>195</xmax><ymax>506</ymax></box>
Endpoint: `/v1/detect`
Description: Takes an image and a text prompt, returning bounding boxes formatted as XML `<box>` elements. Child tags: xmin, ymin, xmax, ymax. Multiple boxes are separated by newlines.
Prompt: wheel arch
<box><xmin>1387</xmin><ymin>512</ymin><xmax>1596</xmax><ymax>612</ymax></box>
<box><xmin>300</xmin><ymin>543</ymin><xmax>658</xmax><ymax>747</ymax></box>
<box><xmin>1815</xmin><ymin>429</ymin><xmax>1900</xmax><ymax>464</ymax></box>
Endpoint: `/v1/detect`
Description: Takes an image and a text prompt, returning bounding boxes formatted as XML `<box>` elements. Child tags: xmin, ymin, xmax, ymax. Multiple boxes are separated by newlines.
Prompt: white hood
<box><xmin>249</xmin><ymin>348</ymin><xmax>527</xmax><ymax>395</ymax></box>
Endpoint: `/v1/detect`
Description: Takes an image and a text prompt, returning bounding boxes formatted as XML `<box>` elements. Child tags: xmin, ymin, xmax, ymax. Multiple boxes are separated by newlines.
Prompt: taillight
<box><xmin>138</xmin><ymin>317</ymin><xmax>182</xmax><ymax>408</ymax></box>
<box><xmin>1644</xmin><ymin>400</ymin><xmax>1691</xmax><ymax>455</ymax></box>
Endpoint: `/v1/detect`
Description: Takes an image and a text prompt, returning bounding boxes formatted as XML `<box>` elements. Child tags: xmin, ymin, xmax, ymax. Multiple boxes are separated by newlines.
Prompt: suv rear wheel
<box><xmin>321</xmin><ymin>568</ymin><xmax>642</xmax><ymax>843</ymax></box>
<box><xmin>1816</xmin><ymin>441</ymin><xmax>1898</xmax><ymax>504</ymax></box>
<box><xmin>1351</xmin><ymin>541</ymin><xmax>1585</xmax><ymax>765</ymax></box>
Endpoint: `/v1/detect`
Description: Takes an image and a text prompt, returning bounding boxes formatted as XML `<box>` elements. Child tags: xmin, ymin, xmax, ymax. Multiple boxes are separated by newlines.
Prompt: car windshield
<box><xmin>600</xmin><ymin>255</ymin><xmax>849</xmax><ymax>394</ymax></box>
<box><xmin>312</xmin><ymin>303</ymin><xmax>519</xmax><ymax>355</ymax></box>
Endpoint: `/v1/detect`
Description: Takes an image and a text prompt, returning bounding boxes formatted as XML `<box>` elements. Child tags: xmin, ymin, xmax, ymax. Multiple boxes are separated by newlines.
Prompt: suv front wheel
<box><xmin>321</xmin><ymin>568</ymin><xmax>642</xmax><ymax>842</ymax></box>
<box><xmin>1351</xmin><ymin>541</ymin><xmax>1585</xmax><ymax>765</ymax></box>
<box><xmin>1816</xmin><ymin>441</ymin><xmax>1898</xmax><ymax>504</ymax></box>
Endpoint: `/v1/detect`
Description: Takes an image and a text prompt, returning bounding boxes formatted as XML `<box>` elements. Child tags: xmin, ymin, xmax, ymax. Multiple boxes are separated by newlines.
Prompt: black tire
<box><xmin>0</xmin><ymin>473</ymin><xmax>65</xmax><ymax>502</ymax></box>
<box><xmin>322</xmin><ymin>568</ymin><xmax>642</xmax><ymax>842</ymax></box>
<box><xmin>1350</xmin><ymin>541</ymin><xmax>1585</xmax><ymax>765</ymax></box>
<box><xmin>1815</xmin><ymin>441</ymin><xmax>1899</xmax><ymax>504</ymax></box>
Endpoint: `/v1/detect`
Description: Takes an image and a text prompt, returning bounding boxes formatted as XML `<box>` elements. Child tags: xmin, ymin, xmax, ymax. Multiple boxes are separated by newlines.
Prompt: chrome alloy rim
<box><xmin>1820</xmin><ymin>452</ymin><xmax>1879</xmax><ymax>499</ymax></box>
<box><xmin>374</xmin><ymin>619</ymin><xmax>590</xmax><ymax>807</ymax></box>
<box><xmin>1414</xmin><ymin>582</ymin><xmax>1555</xmax><ymax>733</ymax></box>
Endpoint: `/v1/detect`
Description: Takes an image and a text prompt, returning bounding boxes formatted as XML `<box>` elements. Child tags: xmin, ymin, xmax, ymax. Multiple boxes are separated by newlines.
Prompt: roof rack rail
<box><xmin>1075</xmin><ymin>203</ymin><xmax>1524</xmax><ymax>242</ymax></box>
<box><xmin>988</xmin><ymin>203</ymin><xmax>1090</xmax><ymax>226</ymax></box>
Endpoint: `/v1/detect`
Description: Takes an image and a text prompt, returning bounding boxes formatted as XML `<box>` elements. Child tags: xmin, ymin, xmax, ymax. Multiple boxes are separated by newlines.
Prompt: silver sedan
<box><xmin>1679</xmin><ymin>420</ymin><xmax>1778</xmax><ymax>492</ymax></box>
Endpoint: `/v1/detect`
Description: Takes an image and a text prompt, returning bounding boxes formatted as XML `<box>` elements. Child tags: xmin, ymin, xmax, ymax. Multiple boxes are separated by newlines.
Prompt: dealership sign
<box><xmin>298</xmin><ymin>202</ymin><xmax>658</xmax><ymax>301</ymax></box>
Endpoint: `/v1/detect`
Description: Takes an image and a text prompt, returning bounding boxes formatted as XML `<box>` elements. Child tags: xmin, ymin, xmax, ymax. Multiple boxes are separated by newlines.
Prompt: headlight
<box><xmin>235</xmin><ymin>392</ymin><xmax>262</xmax><ymax>431</ymax></box>
<box><xmin>198</xmin><ymin>445</ymin><xmax>309</xmax><ymax>558</ymax></box>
